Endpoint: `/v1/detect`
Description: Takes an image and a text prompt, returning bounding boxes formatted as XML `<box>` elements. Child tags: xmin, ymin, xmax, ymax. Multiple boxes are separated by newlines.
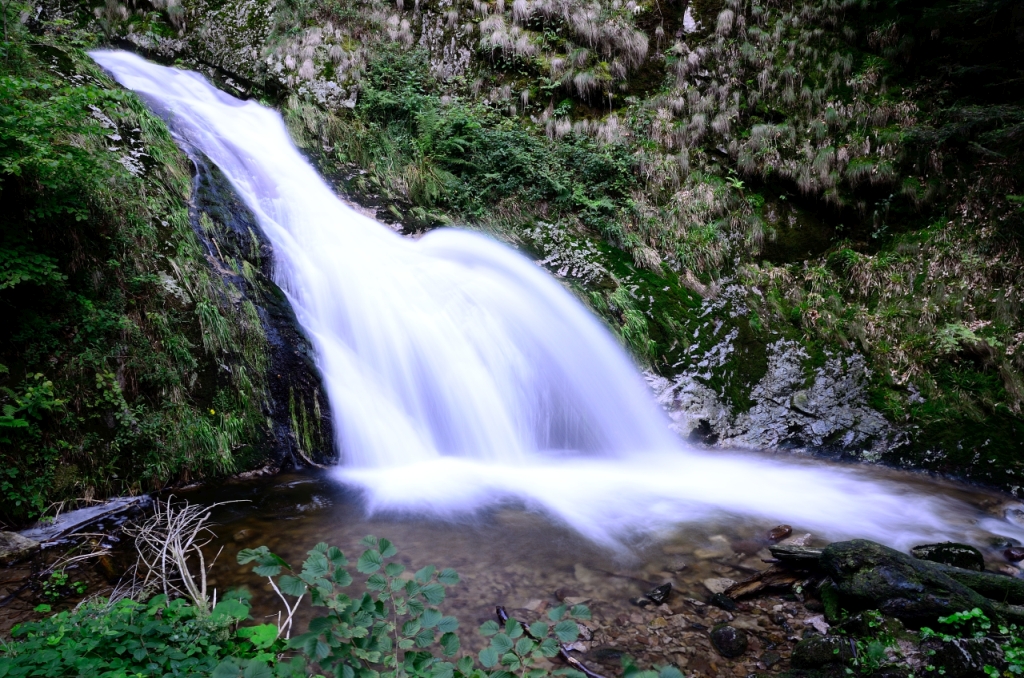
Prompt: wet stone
<box><xmin>1005</xmin><ymin>547</ymin><xmax>1024</xmax><ymax>563</ymax></box>
<box><xmin>767</xmin><ymin>525</ymin><xmax>793</xmax><ymax>542</ymax></box>
<box><xmin>644</xmin><ymin>583</ymin><xmax>672</xmax><ymax>605</ymax></box>
<box><xmin>760</xmin><ymin>650</ymin><xmax>782</xmax><ymax>668</ymax></box>
<box><xmin>0</xmin><ymin>532</ymin><xmax>40</xmax><ymax>565</ymax></box>
<box><xmin>709</xmin><ymin>624</ymin><xmax>748</xmax><ymax>658</ymax></box>
<box><xmin>911</xmin><ymin>542</ymin><xmax>985</xmax><ymax>571</ymax></box>
<box><xmin>708</xmin><ymin>592</ymin><xmax>738</xmax><ymax>612</ymax></box>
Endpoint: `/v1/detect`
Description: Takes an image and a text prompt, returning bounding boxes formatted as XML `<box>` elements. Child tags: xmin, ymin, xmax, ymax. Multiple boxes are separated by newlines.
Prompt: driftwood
<box><xmin>723</xmin><ymin>565</ymin><xmax>804</xmax><ymax>599</ymax></box>
<box><xmin>496</xmin><ymin>606</ymin><xmax>607</xmax><ymax>678</ymax></box>
<box><xmin>768</xmin><ymin>545</ymin><xmax>824</xmax><ymax>564</ymax></box>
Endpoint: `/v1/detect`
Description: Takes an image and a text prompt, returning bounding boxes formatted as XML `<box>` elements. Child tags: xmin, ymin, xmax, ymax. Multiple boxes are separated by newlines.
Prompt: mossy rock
<box><xmin>821</xmin><ymin>539</ymin><xmax>995</xmax><ymax>627</ymax></box>
<box><xmin>910</xmin><ymin>542</ymin><xmax>984</xmax><ymax>571</ymax></box>
<box><xmin>790</xmin><ymin>636</ymin><xmax>855</xmax><ymax>670</ymax></box>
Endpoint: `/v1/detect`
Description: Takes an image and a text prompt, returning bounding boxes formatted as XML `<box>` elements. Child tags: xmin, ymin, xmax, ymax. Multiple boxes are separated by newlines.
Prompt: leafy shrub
<box><xmin>0</xmin><ymin>594</ymin><xmax>280</xmax><ymax>677</ymax></box>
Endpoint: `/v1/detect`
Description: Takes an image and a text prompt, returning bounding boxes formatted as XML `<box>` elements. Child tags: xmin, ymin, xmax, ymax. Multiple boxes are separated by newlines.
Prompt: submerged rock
<box><xmin>821</xmin><ymin>539</ymin><xmax>994</xmax><ymax>626</ymax></box>
<box><xmin>709</xmin><ymin>624</ymin><xmax>748</xmax><ymax>658</ymax></box>
<box><xmin>767</xmin><ymin>525</ymin><xmax>793</xmax><ymax>542</ymax></box>
<box><xmin>0</xmin><ymin>532</ymin><xmax>39</xmax><ymax>565</ymax></box>
<box><xmin>911</xmin><ymin>542</ymin><xmax>984</xmax><ymax>571</ymax></box>
<box><xmin>1005</xmin><ymin>547</ymin><xmax>1024</xmax><ymax>563</ymax></box>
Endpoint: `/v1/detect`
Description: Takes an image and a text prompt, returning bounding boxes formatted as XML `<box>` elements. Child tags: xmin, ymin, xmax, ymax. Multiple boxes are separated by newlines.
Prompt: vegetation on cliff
<box><xmin>0</xmin><ymin>17</ymin><xmax>287</xmax><ymax>524</ymax></box>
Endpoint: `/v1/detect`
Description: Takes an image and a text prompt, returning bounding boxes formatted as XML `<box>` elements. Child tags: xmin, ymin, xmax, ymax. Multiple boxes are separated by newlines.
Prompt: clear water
<box><xmin>90</xmin><ymin>50</ymin><xmax>1024</xmax><ymax>552</ymax></box>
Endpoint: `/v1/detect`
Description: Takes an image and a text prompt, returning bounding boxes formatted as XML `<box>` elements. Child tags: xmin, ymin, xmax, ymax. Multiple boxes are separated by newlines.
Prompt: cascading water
<box><xmin>91</xmin><ymin>50</ymin><xmax>1024</xmax><ymax>549</ymax></box>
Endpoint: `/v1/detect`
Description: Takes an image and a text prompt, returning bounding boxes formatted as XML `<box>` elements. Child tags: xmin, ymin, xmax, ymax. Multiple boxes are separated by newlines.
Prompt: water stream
<box><xmin>90</xmin><ymin>50</ymin><xmax>1024</xmax><ymax>553</ymax></box>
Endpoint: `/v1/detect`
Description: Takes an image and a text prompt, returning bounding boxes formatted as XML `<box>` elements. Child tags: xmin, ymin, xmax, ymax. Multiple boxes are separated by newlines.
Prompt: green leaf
<box><xmin>479</xmin><ymin>620</ymin><xmax>500</xmax><ymax>636</ymax></box>
<box><xmin>367</xmin><ymin>573</ymin><xmax>388</xmax><ymax>591</ymax></box>
<box><xmin>212</xmin><ymin>659</ymin><xmax>242</xmax><ymax>678</ymax></box>
<box><xmin>378</xmin><ymin>538</ymin><xmax>397</xmax><ymax>558</ymax></box>
<box><xmin>304</xmin><ymin>553</ymin><xmax>330</xmax><ymax>578</ymax></box>
<box><xmin>279</xmin><ymin>575</ymin><xmax>307</xmax><ymax>597</ymax></box>
<box><xmin>333</xmin><ymin>568</ymin><xmax>353</xmax><ymax>586</ymax></box>
<box><xmin>254</xmin><ymin>564</ymin><xmax>283</xmax><ymax>577</ymax></box>
<box><xmin>456</xmin><ymin>656</ymin><xmax>474</xmax><ymax>675</ymax></box>
<box><xmin>528</xmin><ymin>622</ymin><xmax>549</xmax><ymax>639</ymax></box>
<box><xmin>553</xmin><ymin>620</ymin><xmax>579</xmax><ymax>643</ymax></box>
<box><xmin>212</xmin><ymin>599</ymin><xmax>251</xmax><ymax>622</ymax></box>
<box><xmin>437</xmin><ymin>568</ymin><xmax>459</xmax><ymax>585</ymax></box>
<box><xmin>402</xmin><ymin>619</ymin><xmax>422</xmax><ymax>637</ymax></box>
<box><xmin>479</xmin><ymin>647</ymin><xmax>499</xmax><ymax>668</ymax></box>
<box><xmin>658</xmin><ymin>667</ymin><xmax>684</xmax><ymax>678</ymax></box>
<box><xmin>538</xmin><ymin>638</ymin><xmax>559</xmax><ymax>658</ymax></box>
<box><xmin>422</xmin><ymin>609</ymin><xmax>443</xmax><ymax>628</ymax></box>
<box><xmin>243</xmin><ymin>661</ymin><xmax>274</xmax><ymax>678</ymax></box>
<box><xmin>440</xmin><ymin>632</ymin><xmax>460</xmax><ymax>656</ymax></box>
<box><xmin>491</xmin><ymin>633</ymin><xmax>513</xmax><ymax>654</ymax></box>
<box><xmin>569</xmin><ymin>604</ymin><xmax>591</xmax><ymax>620</ymax></box>
<box><xmin>431</xmin><ymin>662</ymin><xmax>454</xmax><ymax>678</ymax></box>
<box><xmin>357</xmin><ymin>550</ymin><xmax>384</xmax><ymax>574</ymax></box>
<box><xmin>384</xmin><ymin>562</ymin><xmax>405</xmax><ymax>577</ymax></box>
<box><xmin>437</xmin><ymin>616</ymin><xmax>458</xmax><ymax>633</ymax></box>
<box><xmin>414</xmin><ymin>565</ymin><xmax>436</xmax><ymax>584</ymax></box>
<box><xmin>547</xmin><ymin>605</ymin><xmax>567</xmax><ymax>622</ymax></box>
<box><xmin>515</xmin><ymin>637</ymin><xmax>535</xmax><ymax>655</ymax></box>
<box><xmin>327</xmin><ymin>547</ymin><xmax>348</xmax><ymax>566</ymax></box>
<box><xmin>420</xmin><ymin>583</ymin><xmax>445</xmax><ymax>605</ymax></box>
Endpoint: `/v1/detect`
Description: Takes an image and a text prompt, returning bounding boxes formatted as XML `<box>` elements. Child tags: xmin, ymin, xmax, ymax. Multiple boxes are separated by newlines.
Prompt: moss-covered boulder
<box><xmin>821</xmin><ymin>539</ymin><xmax>994</xmax><ymax>627</ymax></box>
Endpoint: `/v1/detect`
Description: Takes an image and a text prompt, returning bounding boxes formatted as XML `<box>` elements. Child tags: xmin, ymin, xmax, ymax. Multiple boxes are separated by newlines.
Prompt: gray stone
<box><xmin>0</xmin><ymin>531</ymin><xmax>40</xmax><ymax>565</ymax></box>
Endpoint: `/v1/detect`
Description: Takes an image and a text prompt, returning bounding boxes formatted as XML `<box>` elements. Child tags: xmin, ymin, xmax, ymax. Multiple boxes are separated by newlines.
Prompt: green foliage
<box><xmin>0</xmin><ymin>25</ymin><xmax>274</xmax><ymax>524</ymax></box>
<box><xmin>0</xmin><ymin>594</ymin><xmax>279</xmax><ymax>677</ymax></box>
<box><xmin>238</xmin><ymin>536</ymin><xmax>605</xmax><ymax>678</ymax></box>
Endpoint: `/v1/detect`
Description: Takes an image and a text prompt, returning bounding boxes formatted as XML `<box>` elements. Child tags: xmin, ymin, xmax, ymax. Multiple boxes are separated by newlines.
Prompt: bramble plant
<box><xmin>232</xmin><ymin>536</ymin><xmax>628</xmax><ymax>678</ymax></box>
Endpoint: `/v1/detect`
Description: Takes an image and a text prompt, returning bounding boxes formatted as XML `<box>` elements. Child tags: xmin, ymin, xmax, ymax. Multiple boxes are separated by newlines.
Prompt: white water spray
<box><xmin>92</xmin><ymin>51</ymin><xmax>1023</xmax><ymax>550</ymax></box>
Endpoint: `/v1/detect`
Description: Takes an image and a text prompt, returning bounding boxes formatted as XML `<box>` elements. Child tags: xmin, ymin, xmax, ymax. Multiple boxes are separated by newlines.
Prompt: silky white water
<box><xmin>92</xmin><ymin>50</ymin><xmax>1024</xmax><ymax>550</ymax></box>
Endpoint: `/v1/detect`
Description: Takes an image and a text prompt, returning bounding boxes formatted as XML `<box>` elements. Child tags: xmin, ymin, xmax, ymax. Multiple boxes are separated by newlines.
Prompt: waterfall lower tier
<box><xmin>91</xmin><ymin>50</ymin><xmax>1024</xmax><ymax>550</ymax></box>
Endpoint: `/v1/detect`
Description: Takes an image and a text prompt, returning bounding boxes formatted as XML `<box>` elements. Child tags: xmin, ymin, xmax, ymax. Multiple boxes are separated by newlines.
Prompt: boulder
<box><xmin>0</xmin><ymin>531</ymin><xmax>40</xmax><ymax>565</ymax></box>
<box><xmin>910</xmin><ymin>542</ymin><xmax>984</xmax><ymax>571</ymax></box>
<box><xmin>821</xmin><ymin>539</ymin><xmax>994</xmax><ymax>627</ymax></box>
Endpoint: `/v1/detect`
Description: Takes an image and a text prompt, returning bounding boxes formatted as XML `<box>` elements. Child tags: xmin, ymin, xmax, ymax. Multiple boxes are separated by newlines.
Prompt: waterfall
<box><xmin>91</xmin><ymin>51</ymin><xmax>1023</xmax><ymax>549</ymax></box>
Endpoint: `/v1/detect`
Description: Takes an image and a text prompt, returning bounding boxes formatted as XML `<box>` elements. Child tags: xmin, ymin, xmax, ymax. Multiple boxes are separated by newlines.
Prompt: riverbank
<box><xmin>6</xmin><ymin>471</ymin><xmax>1024</xmax><ymax>676</ymax></box>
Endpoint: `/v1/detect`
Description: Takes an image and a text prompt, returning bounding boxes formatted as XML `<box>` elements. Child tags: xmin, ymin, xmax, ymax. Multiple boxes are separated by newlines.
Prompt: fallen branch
<box><xmin>724</xmin><ymin>565</ymin><xmax>804</xmax><ymax>599</ymax></box>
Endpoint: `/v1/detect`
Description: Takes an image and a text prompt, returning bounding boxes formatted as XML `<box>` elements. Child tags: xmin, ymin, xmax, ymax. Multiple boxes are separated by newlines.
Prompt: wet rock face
<box><xmin>653</xmin><ymin>338</ymin><xmax>897</xmax><ymax>459</ymax></box>
<box><xmin>911</xmin><ymin>542</ymin><xmax>985</xmax><ymax>571</ymax></box>
<box><xmin>0</xmin><ymin>532</ymin><xmax>39</xmax><ymax>565</ymax></box>
<box><xmin>709</xmin><ymin>624</ymin><xmax>747</xmax><ymax>658</ymax></box>
<box><xmin>821</xmin><ymin>539</ymin><xmax>993</xmax><ymax>627</ymax></box>
<box><xmin>190</xmin><ymin>158</ymin><xmax>335</xmax><ymax>466</ymax></box>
